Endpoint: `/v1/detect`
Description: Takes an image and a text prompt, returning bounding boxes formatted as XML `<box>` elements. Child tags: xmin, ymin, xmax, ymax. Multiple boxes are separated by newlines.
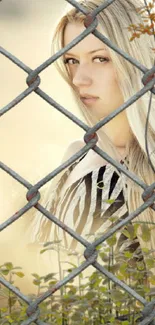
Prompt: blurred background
<box><xmin>0</xmin><ymin>0</ymin><xmax>85</xmax><ymax>296</ymax></box>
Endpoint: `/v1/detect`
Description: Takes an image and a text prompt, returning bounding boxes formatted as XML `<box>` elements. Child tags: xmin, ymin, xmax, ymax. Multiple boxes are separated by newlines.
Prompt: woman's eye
<box><xmin>63</xmin><ymin>56</ymin><xmax>109</xmax><ymax>65</ymax></box>
<box><xmin>93</xmin><ymin>56</ymin><xmax>109</xmax><ymax>63</ymax></box>
<box><xmin>63</xmin><ymin>58</ymin><xmax>78</xmax><ymax>65</ymax></box>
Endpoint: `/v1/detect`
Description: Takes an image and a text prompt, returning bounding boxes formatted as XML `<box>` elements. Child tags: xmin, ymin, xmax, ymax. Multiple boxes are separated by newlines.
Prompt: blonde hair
<box><xmin>32</xmin><ymin>0</ymin><xmax>155</xmax><ymax>256</ymax></box>
<box><xmin>50</xmin><ymin>0</ymin><xmax>155</xmax><ymax>252</ymax></box>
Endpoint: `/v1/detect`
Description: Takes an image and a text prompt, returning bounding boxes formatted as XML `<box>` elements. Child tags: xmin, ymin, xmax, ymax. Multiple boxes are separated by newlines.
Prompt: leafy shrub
<box><xmin>0</xmin><ymin>221</ymin><xmax>155</xmax><ymax>325</ymax></box>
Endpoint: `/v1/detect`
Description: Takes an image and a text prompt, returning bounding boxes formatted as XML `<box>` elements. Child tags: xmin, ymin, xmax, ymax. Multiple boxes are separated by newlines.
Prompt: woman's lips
<box><xmin>81</xmin><ymin>97</ymin><xmax>99</xmax><ymax>105</ymax></box>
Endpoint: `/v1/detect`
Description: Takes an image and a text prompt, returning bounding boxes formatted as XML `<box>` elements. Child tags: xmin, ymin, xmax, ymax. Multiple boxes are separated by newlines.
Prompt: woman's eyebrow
<box><xmin>64</xmin><ymin>48</ymin><xmax>107</xmax><ymax>56</ymax></box>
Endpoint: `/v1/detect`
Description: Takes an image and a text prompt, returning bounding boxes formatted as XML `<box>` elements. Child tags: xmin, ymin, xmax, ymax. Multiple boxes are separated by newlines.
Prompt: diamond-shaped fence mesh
<box><xmin>0</xmin><ymin>0</ymin><xmax>155</xmax><ymax>324</ymax></box>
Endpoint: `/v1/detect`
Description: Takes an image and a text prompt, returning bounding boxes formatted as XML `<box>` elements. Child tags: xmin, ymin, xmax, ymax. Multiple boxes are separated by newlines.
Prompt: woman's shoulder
<box><xmin>62</xmin><ymin>139</ymin><xmax>107</xmax><ymax>167</ymax></box>
<box><xmin>59</xmin><ymin>139</ymin><xmax>108</xmax><ymax>195</ymax></box>
<box><xmin>61</xmin><ymin>139</ymin><xmax>85</xmax><ymax>163</ymax></box>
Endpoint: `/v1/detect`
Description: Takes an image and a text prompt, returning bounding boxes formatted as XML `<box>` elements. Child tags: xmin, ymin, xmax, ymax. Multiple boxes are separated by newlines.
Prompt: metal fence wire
<box><xmin>0</xmin><ymin>0</ymin><xmax>155</xmax><ymax>324</ymax></box>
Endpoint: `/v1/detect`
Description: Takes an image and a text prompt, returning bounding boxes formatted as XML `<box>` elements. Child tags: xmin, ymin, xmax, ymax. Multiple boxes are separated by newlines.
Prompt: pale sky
<box><xmin>0</xmin><ymin>0</ymin><xmax>85</xmax><ymax>295</ymax></box>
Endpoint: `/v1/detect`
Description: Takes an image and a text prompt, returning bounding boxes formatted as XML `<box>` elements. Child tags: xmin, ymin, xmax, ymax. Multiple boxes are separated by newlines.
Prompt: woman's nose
<box><xmin>72</xmin><ymin>65</ymin><xmax>93</xmax><ymax>88</ymax></box>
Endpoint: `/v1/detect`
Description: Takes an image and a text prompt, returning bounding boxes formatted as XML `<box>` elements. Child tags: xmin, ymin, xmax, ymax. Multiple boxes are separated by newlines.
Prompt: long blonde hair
<box><xmin>50</xmin><ymin>0</ymin><xmax>155</xmax><ymax>251</ymax></box>
<box><xmin>32</xmin><ymin>0</ymin><xmax>155</xmax><ymax>255</ymax></box>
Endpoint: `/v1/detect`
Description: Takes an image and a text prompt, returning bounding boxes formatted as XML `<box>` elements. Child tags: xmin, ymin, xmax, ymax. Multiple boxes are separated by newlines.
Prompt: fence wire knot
<box><xmin>142</xmin><ymin>184</ymin><xmax>155</xmax><ymax>210</ymax></box>
<box><xmin>84</xmin><ymin>244</ymin><xmax>98</xmax><ymax>262</ymax></box>
<box><xmin>26</xmin><ymin>187</ymin><xmax>40</xmax><ymax>204</ymax></box>
<box><xmin>141</xmin><ymin>300</ymin><xmax>155</xmax><ymax>325</ymax></box>
<box><xmin>142</xmin><ymin>67</ymin><xmax>155</xmax><ymax>94</ymax></box>
<box><xmin>26</xmin><ymin>303</ymin><xmax>40</xmax><ymax>318</ymax></box>
<box><xmin>84</xmin><ymin>131</ymin><xmax>98</xmax><ymax>147</ymax></box>
<box><xmin>26</xmin><ymin>73</ymin><xmax>41</xmax><ymax>88</ymax></box>
<box><xmin>84</xmin><ymin>13</ymin><xmax>98</xmax><ymax>28</ymax></box>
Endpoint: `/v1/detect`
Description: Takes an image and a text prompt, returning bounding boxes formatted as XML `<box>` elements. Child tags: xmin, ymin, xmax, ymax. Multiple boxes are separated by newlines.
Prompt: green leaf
<box><xmin>43</xmin><ymin>240</ymin><xmax>61</xmax><ymax>247</ymax></box>
<box><xmin>104</xmin><ymin>199</ymin><xmax>115</xmax><ymax>204</ymax></box>
<box><xmin>141</xmin><ymin>224</ymin><xmax>151</xmax><ymax>242</ymax></box>
<box><xmin>149</xmin><ymin>275</ymin><xmax>155</xmax><ymax>285</ymax></box>
<box><xmin>122</xmin><ymin>229</ymin><xmax>130</xmax><ymax>239</ymax></box>
<box><xmin>13</xmin><ymin>272</ymin><xmax>25</xmax><ymax>278</ymax></box>
<box><xmin>109</xmin><ymin>215</ymin><xmax>118</xmax><ymax>223</ymax></box>
<box><xmin>12</xmin><ymin>266</ymin><xmax>22</xmax><ymax>270</ymax></box>
<box><xmin>137</xmin><ymin>261</ymin><xmax>145</xmax><ymax>271</ymax></box>
<box><xmin>100</xmin><ymin>286</ymin><xmax>107</xmax><ymax>293</ymax></box>
<box><xmin>106</xmin><ymin>234</ymin><xmax>117</xmax><ymax>246</ymax></box>
<box><xmin>119</xmin><ymin>263</ymin><xmax>128</xmax><ymax>275</ymax></box>
<box><xmin>133</xmin><ymin>223</ymin><xmax>140</xmax><ymax>234</ymax></box>
<box><xmin>48</xmin><ymin>280</ymin><xmax>58</xmax><ymax>286</ymax></box>
<box><xmin>33</xmin><ymin>279</ymin><xmax>41</xmax><ymax>286</ymax></box>
<box><xmin>110</xmin><ymin>289</ymin><xmax>124</xmax><ymax>301</ymax></box>
<box><xmin>96</xmin><ymin>244</ymin><xmax>102</xmax><ymax>251</ymax></box>
<box><xmin>146</xmin><ymin>258</ymin><xmax>155</xmax><ymax>269</ymax></box>
<box><xmin>142</xmin><ymin>247</ymin><xmax>149</xmax><ymax>254</ymax></box>
<box><xmin>31</xmin><ymin>273</ymin><xmax>40</xmax><ymax>279</ymax></box>
<box><xmin>43</xmin><ymin>273</ymin><xmax>57</xmax><ymax>282</ymax></box>
<box><xmin>40</xmin><ymin>247</ymin><xmax>55</xmax><ymax>254</ymax></box>
<box><xmin>99</xmin><ymin>252</ymin><xmax>109</xmax><ymax>262</ymax></box>
<box><xmin>1</xmin><ymin>269</ymin><xmax>10</xmax><ymax>276</ymax></box>
<box><xmin>124</xmin><ymin>251</ymin><xmax>133</xmax><ymax>258</ymax></box>
<box><xmin>43</xmin><ymin>241</ymin><xmax>53</xmax><ymax>247</ymax></box>
<box><xmin>4</xmin><ymin>262</ymin><xmax>13</xmax><ymax>270</ymax></box>
<box><xmin>126</xmin><ymin>224</ymin><xmax>135</xmax><ymax>240</ymax></box>
<box><xmin>9</xmin><ymin>296</ymin><xmax>17</xmax><ymax>306</ymax></box>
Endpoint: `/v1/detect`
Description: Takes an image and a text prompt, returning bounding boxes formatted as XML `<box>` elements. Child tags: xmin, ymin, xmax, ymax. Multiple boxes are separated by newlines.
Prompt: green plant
<box><xmin>0</xmin><ymin>219</ymin><xmax>154</xmax><ymax>325</ymax></box>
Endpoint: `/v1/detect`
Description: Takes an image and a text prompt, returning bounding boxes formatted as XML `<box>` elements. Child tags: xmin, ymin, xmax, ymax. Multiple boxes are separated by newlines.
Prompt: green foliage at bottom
<box><xmin>0</xmin><ymin>222</ymin><xmax>155</xmax><ymax>324</ymax></box>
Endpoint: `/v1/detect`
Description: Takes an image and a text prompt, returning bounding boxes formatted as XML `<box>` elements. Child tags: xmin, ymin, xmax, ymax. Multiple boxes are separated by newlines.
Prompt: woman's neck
<box><xmin>116</xmin><ymin>146</ymin><xmax>127</xmax><ymax>161</ymax></box>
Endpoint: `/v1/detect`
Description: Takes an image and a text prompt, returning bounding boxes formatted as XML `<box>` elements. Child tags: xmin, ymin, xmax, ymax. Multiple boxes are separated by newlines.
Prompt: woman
<box><xmin>30</xmin><ymin>0</ymin><xmax>155</xmax><ymax>321</ymax></box>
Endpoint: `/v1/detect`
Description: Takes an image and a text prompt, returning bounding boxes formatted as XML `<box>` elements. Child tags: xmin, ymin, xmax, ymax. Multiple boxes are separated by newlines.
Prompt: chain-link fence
<box><xmin>0</xmin><ymin>0</ymin><xmax>155</xmax><ymax>324</ymax></box>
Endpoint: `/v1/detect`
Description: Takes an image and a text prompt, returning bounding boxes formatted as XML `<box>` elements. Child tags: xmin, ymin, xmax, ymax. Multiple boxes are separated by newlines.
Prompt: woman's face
<box><xmin>63</xmin><ymin>22</ymin><xmax>124</xmax><ymax>120</ymax></box>
<box><xmin>63</xmin><ymin>22</ymin><xmax>132</xmax><ymax>150</ymax></box>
